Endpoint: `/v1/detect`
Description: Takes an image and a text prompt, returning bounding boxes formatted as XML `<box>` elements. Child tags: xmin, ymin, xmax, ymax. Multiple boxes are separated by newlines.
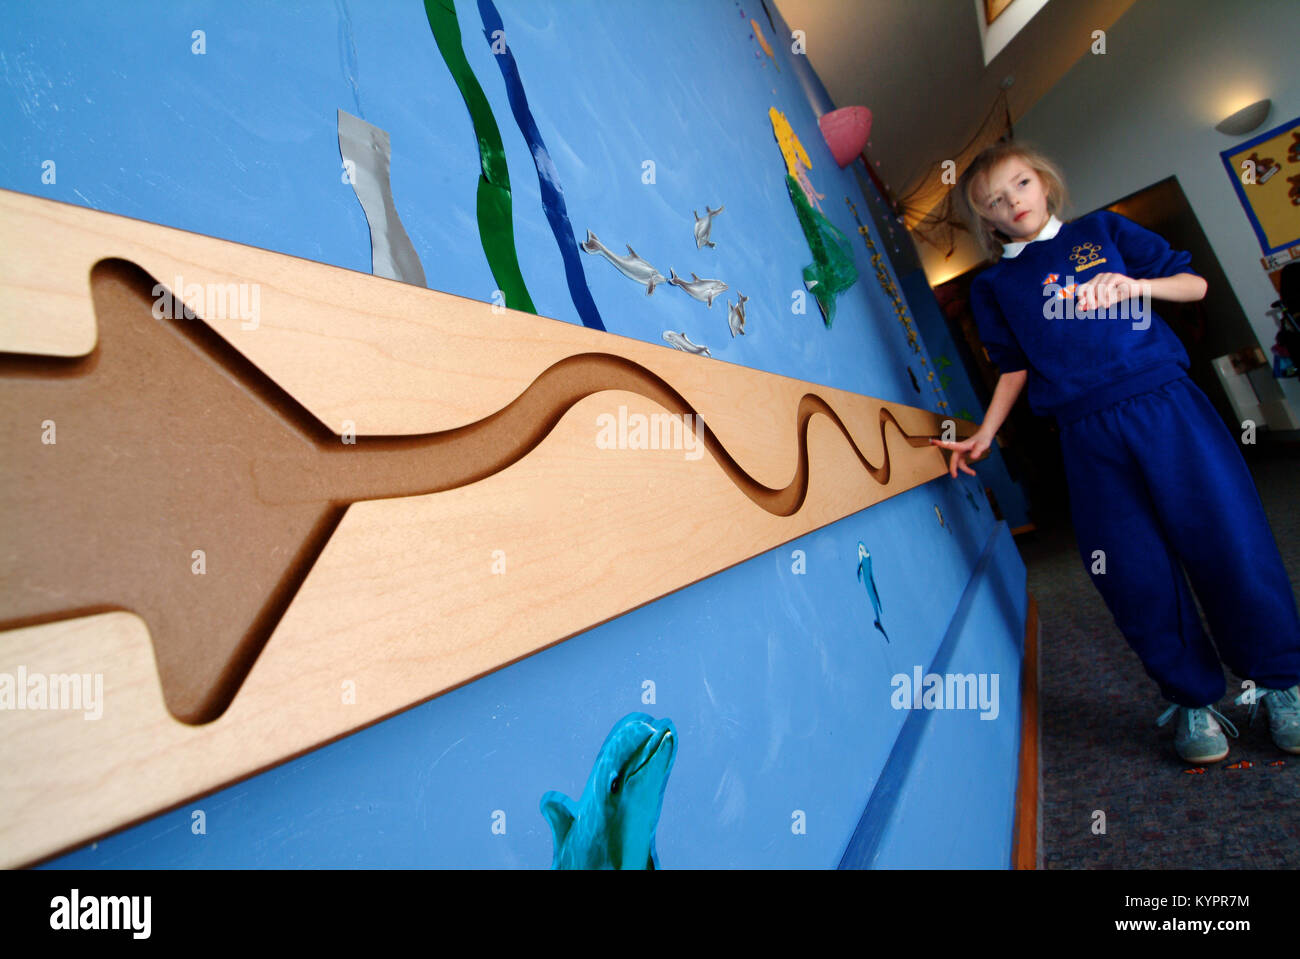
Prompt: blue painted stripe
<box><xmin>476</xmin><ymin>0</ymin><xmax>606</xmax><ymax>331</ymax></box>
<box><xmin>837</xmin><ymin>523</ymin><xmax>1013</xmax><ymax>868</ymax></box>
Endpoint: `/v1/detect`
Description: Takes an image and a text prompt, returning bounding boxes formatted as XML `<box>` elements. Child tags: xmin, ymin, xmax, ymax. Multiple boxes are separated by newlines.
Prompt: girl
<box><xmin>931</xmin><ymin>140</ymin><xmax>1300</xmax><ymax>764</ymax></box>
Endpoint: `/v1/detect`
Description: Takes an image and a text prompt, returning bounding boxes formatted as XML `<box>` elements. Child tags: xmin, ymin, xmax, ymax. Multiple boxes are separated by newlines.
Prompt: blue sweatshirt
<box><xmin>969</xmin><ymin>209</ymin><xmax>1200</xmax><ymax>425</ymax></box>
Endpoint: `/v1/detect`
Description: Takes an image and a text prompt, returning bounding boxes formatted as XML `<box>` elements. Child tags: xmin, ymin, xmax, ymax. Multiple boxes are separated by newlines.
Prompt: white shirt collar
<box><xmin>1001</xmin><ymin>214</ymin><xmax>1063</xmax><ymax>258</ymax></box>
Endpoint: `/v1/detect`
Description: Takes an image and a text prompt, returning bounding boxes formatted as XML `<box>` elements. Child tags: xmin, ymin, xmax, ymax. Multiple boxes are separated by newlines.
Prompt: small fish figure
<box><xmin>1042</xmin><ymin>273</ymin><xmax>1059</xmax><ymax>286</ymax></box>
<box><xmin>668</xmin><ymin>269</ymin><xmax>729</xmax><ymax>307</ymax></box>
<box><xmin>662</xmin><ymin>330</ymin><xmax>711</xmax><ymax>357</ymax></box>
<box><xmin>693</xmin><ymin>204</ymin><xmax>724</xmax><ymax>249</ymax></box>
<box><xmin>1226</xmin><ymin>760</ymin><xmax>1254</xmax><ymax>770</ymax></box>
<box><xmin>855</xmin><ymin>542</ymin><xmax>889</xmax><ymax>643</ymax></box>
<box><xmin>1183</xmin><ymin>767</ymin><xmax>1207</xmax><ymax>775</ymax></box>
<box><xmin>540</xmin><ymin>712</ymin><xmax>677</xmax><ymax>869</ymax></box>
<box><xmin>726</xmin><ymin>293</ymin><xmax>748</xmax><ymax>337</ymax></box>
<box><xmin>751</xmin><ymin>18</ymin><xmax>778</xmax><ymax>69</ymax></box>
<box><xmin>1268</xmin><ymin>760</ymin><xmax>1286</xmax><ymax>767</ymax></box>
<box><xmin>581</xmin><ymin>231</ymin><xmax>666</xmax><ymax>295</ymax></box>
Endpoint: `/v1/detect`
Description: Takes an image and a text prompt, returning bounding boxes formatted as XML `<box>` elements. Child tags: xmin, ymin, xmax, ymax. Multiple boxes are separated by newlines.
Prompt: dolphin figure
<box><xmin>580</xmin><ymin>231</ymin><xmax>666</xmax><ymax>295</ymax></box>
<box><xmin>692</xmin><ymin>204</ymin><xmax>724</xmax><ymax>249</ymax></box>
<box><xmin>540</xmin><ymin>712</ymin><xmax>677</xmax><ymax>869</ymax></box>
<box><xmin>856</xmin><ymin>542</ymin><xmax>889</xmax><ymax>643</ymax></box>
<box><xmin>668</xmin><ymin>268</ymin><xmax>728</xmax><ymax>307</ymax></box>
<box><xmin>662</xmin><ymin>330</ymin><xmax>711</xmax><ymax>357</ymax></box>
<box><xmin>726</xmin><ymin>293</ymin><xmax>748</xmax><ymax>337</ymax></box>
<box><xmin>934</xmin><ymin>504</ymin><xmax>952</xmax><ymax>534</ymax></box>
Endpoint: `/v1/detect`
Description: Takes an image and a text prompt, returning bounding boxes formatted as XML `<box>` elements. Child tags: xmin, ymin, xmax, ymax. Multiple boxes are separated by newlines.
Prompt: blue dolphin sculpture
<box><xmin>856</xmin><ymin>542</ymin><xmax>890</xmax><ymax>643</ymax></box>
<box><xmin>540</xmin><ymin>712</ymin><xmax>677</xmax><ymax>869</ymax></box>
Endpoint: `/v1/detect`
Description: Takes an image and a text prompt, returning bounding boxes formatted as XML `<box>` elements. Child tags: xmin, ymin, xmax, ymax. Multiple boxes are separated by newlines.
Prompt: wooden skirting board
<box><xmin>1012</xmin><ymin>592</ymin><xmax>1041</xmax><ymax>869</ymax></box>
<box><xmin>0</xmin><ymin>188</ymin><xmax>977</xmax><ymax>867</ymax></box>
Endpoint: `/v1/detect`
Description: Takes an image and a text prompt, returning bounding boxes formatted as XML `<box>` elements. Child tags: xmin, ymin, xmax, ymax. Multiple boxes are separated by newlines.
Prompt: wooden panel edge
<box><xmin>1011</xmin><ymin>590</ymin><xmax>1040</xmax><ymax>870</ymax></box>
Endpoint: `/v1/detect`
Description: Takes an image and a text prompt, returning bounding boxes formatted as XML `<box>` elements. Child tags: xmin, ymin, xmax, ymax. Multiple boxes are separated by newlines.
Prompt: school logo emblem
<box><xmin>1069</xmin><ymin>242</ymin><xmax>1107</xmax><ymax>273</ymax></box>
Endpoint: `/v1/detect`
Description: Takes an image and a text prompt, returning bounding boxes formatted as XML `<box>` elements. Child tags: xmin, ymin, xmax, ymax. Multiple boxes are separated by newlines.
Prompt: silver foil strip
<box><xmin>338</xmin><ymin>108</ymin><xmax>427</xmax><ymax>287</ymax></box>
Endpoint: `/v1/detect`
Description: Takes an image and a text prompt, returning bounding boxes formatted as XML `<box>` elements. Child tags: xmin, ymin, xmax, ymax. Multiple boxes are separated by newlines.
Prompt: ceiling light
<box><xmin>1215</xmin><ymin>99</ymin><xmax>1271</xmax><ymax>136</ymax></box>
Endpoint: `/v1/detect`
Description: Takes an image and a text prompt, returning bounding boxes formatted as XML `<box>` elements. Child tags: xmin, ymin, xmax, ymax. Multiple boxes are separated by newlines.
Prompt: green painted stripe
<box><xmin>425</xmin><ymin>0</ymin><xmax>536</xmax><ymax>314</ymax></box>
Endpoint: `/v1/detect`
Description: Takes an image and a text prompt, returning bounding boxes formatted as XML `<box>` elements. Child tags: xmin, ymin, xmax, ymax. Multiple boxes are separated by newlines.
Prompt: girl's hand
<box><xmin>1074</xmin><ymin>272</ymin><xmax>1142</xmax><ymax>311</ymax></box>
<box><xmin>929</xmin><ymin>432</ymin><xmax>993</xmax><ymax>478</ymax></box>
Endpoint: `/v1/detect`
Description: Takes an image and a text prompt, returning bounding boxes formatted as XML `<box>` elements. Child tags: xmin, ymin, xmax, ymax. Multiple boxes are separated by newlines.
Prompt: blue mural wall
<box><xmin>2</xmin><ymin>0</ymin><xmax>1028</xmax><ymax>867</ymax></box>
<box><xmin>900</xmin><ymin>268</ymin><xmax>1032</xmax><ymax>531</ymax></box>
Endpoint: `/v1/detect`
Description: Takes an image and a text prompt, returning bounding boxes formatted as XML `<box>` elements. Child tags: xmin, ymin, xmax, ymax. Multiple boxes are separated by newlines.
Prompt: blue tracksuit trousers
<box><xmin>1057</xmin><ymin>368</ymin><xmax>1300</xmax><ymax>707</ymax></box>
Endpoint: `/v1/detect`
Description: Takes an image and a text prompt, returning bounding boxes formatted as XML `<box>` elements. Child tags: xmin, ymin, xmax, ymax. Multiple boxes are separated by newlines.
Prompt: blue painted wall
<box><xmin>2</xmin><ymin>0</ymin><xmax>1026</xmax><ymax>867</ymax></box>
<box><xmin>900</xmin><ymin>269</ymin><xmax>1032</xmax><ymax>530</ymax></box>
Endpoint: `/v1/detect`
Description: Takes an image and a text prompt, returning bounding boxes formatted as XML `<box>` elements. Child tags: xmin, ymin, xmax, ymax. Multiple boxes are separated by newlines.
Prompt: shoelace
<box><xmin>1235</xmin><ymin>685</ymin><xmax>1300</xmax><ymax>728</ymax></box>
<box><xmin>1156</xmin><ymin>703</ymin><xmax>1239</xmax><ymax>739</ymax></box>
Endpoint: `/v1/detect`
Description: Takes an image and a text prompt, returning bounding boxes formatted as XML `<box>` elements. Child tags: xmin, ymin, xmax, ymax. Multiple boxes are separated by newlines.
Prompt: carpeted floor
<box><xmin>1016</xmin><ymin>439</ymin><xmax>1300</xmax><ymax>869</ymax></box>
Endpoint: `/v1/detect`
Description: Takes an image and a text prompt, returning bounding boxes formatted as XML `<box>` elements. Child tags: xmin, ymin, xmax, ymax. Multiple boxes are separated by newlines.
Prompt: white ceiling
<box><xmin>772</xmin><ymin>0</ymin><xmax>1138</xmax><ymax>217</ymax></box>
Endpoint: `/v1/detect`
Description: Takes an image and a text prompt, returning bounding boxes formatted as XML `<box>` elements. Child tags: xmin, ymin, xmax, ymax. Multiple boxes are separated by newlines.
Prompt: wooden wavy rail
<box><xmin>4</xmin><ymin>258</ymin><xmax>936</xmax><ymax>724</ymax></box>
<box><xmin>0</xmin><ymin>188</ymin><xmax>975</xmax><ymax>867</ymax></box>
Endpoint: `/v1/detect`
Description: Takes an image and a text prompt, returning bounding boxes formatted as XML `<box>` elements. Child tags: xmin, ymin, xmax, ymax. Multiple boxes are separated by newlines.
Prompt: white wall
<box><xmin>925</xmin><ymin>0</ymin><xmax>1300</xmax><ymax>410</ymax></box>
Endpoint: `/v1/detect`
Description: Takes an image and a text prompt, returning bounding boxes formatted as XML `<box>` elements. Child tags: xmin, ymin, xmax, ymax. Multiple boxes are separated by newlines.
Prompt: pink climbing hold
<box><xmin>818</xmin><ymin>106</ymin><xmax>873</xmax><ymax>168</ymax></box>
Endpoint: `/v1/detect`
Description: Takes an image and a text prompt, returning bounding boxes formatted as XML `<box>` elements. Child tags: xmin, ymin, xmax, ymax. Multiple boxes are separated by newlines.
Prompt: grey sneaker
<box><xmin>1235</xmin><ymin>684</ymin><xmax>1300</xmax><ymax>755</ymax></box>
<box><xmin>1156</xmin><ymin>703</ymin><xmax>1239</xmax><ymax>763</ymax></box>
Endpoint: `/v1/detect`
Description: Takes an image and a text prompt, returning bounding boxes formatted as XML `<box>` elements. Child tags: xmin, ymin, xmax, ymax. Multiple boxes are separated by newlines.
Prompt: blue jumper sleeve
<box><xmin>969</xmin><ymin>273</ymin><xmax>1029</xmax><ymax>374</ymax></box>
<box><xmin>1102</xmin><ymin>210</ymin><xmax>1199</xmax><ymax>280</ymax></box>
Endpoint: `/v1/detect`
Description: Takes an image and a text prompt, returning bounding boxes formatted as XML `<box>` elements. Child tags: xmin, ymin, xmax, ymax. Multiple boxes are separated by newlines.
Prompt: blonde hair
<box><xmin>955</xmin><ymin>141</ymin><xmax>1070</xmax><ymax>261</ymax></box>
